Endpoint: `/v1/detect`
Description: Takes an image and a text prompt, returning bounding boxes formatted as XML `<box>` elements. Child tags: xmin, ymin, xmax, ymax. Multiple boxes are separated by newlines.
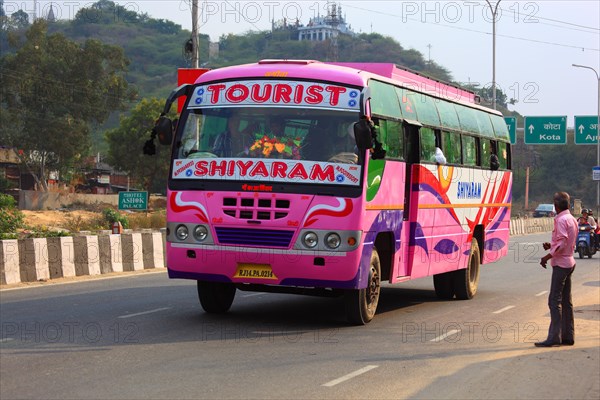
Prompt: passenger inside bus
<box><xmin>490</xmin><ymin>141</ymin><xmax>500</xmax><ymax>170</ymax></box>
<box><xmin>434</xmin><ymin>147</ymin><xmax>447</xmax><ymax>165</ymax></box>
<box><xmin>212</xmin><ymin>112</ymin><xmax>257</xmax><ymax>157</ymax></box>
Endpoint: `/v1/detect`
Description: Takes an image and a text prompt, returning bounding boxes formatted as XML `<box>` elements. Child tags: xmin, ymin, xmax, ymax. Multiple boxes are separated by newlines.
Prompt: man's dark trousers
<box><xmin>547</xmin><ymin>265</ymin><xmax>575</xmax><ymax>343</ymax></box>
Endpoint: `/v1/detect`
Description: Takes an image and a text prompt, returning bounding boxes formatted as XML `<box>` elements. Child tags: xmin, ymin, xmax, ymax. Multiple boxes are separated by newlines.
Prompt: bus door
<box><xmin>393</xmin><ymin>120</ymin><xmax>422</xmax><ymax>280</ymax></box>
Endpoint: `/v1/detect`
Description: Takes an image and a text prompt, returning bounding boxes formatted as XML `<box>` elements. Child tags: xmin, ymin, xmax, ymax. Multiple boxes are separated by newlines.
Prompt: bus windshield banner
<box><xmin>172</xmin><ymin>158</ymin><xmax>361</xmax><ymax>186</ymax></box>
<box><xmin>188</xmin><ymin>80</ymin><xmax>361</xmax><ymax>111</ymax></box>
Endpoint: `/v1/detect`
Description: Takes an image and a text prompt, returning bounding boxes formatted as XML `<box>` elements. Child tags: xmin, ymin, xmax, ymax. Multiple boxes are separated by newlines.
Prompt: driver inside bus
<box><xmin>327</xmin><ymin>122</ymin><xmax>358</xmax><ymax>164</ymax></box>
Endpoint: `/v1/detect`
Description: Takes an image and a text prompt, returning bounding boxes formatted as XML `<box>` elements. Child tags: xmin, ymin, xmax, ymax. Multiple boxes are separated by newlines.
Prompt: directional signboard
<box><xmin>118</xmin><ymin>191</ymin><xmax>148</xmax><ymax>210</ymax></box>
<box><xmin>574</xmin><ymin>115</ymin><xmax>599</xmax><ymax>145</ymax></box>
<box><xmin>524</xmin><ymin>116</ymin><xmax>567</xmax><ymax>145</ymax></box>
<box><xmin>504</xmin><ymin>116</ymin><xmax>517</xmax><ymax>144</ymax></box>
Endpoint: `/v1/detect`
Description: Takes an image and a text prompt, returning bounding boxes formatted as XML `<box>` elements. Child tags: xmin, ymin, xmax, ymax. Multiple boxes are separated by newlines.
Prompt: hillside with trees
<box><xmin>0</xmin><ymin>0</ymin><xmax>597</xmax><ymax>208</ymax></box>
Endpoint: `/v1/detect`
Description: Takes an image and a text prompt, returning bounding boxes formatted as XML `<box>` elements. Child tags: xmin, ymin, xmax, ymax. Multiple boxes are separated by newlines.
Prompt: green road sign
<box><xmin>523</xmin><ymin>116</ymin><xmax>567</xmax><ymax>144</ymax></box>
<box><xmin>574</xmin><ymin>115</ymin><xmax>599</xmax><ymax>145</ymax></box>
<box><xmin>504</xmin><ymin>116</ymin><xmax>517</xmax><ymax>144</ymax></box>
<box><xmin>118</xmin><ymin>191</ymin><xmax>148</xmax><ymax>210</ymax></box>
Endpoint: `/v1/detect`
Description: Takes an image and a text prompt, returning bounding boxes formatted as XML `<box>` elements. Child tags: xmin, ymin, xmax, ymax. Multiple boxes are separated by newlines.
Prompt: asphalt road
<box><xmin>1</xmin><ymin>233</ymin><xmax>599</xmax><ymax>400</ymax></box>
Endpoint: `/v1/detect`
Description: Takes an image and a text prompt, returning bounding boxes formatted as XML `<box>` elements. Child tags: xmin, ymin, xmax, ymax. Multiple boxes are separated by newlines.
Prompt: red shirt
<box><xmin>550</xmin><ymin>209</ymin><xmax>578</xmax><ymax>268</ymax></box>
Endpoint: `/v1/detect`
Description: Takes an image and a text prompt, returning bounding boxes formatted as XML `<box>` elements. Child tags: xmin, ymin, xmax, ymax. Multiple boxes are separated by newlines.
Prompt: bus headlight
<box><xmin>293</xmin><ymin>229</ymin><xmax>362</xmax><ymax>252</ymax></box>
<box><xmin>302</xmin><ymin>232</ymin><xmax>318</xmax><ymax>248</ymax></box>
<box><xmin>175</xmin><ymin>225</ymin><xmax>189</xmax><ymax>241</ymax></box>
<box><xmin>193</xmin><ymin>225</ymin><xmax>208</xmax><ymax>242</ymax></box>
<box><xmin>325</xmin><ymin>232</ymin><xmax>341</xmax><ymax>249</ymax></box>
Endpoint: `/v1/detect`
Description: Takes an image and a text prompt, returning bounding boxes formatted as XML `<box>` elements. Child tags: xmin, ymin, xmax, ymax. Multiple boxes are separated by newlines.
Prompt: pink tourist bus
<box><xmin>150</xmin><ymin>60</ymin><xmax>512</xmax><ymax>324</ymax></box>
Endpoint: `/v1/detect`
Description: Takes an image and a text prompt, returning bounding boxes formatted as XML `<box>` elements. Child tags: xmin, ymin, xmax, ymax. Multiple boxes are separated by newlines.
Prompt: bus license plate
<box><xmin>234</xmin><ymin>264</ymin><xmax>277</xmax><ymax>280</ymax></box>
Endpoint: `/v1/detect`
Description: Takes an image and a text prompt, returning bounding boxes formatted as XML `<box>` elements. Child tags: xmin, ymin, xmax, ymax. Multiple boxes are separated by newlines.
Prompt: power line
<box><xmin>496</xmin><ymin>5</ymin><xmax>599</xmax><ymax>31</ymax></box>
<box><xmin>343</xmin><ymin>4</ymin><xmax>599</xmax><ymax>53</ymax></box>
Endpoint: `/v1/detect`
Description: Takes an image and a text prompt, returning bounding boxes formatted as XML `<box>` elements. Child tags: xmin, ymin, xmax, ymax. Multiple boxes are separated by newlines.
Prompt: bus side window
<box><xmin>481</xmin><ymin>139</ymin><xmax>492</xmax><ymax>168</ymax></box>
<box><xmin>377</xmin><ymin>119</ymin><xmax>403</xmax><ymax>159</ymax></box>
<box><xmin>462</xmin><ymin>135</ymin><xmax>477</xmax><ymax>166</ymax></box>
<box><xmin>441</xmin><ymin>130</ymin><xmax>461</xmax><ymax>164</ymax></box>
<box><xmin>419</xmin><ymin>127</ymin><xmax>436</xmax><ymax>162</ymax></box>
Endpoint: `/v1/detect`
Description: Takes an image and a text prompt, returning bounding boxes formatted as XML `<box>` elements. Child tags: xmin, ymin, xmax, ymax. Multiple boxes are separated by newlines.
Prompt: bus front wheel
<box><xmin>454</xmin><ymin>239</ymin><xmax>480</xmax><ymax>300</ymax></box>
<box><xmin>345</xmin><ymin>248</ymin><xmax>381</xmax><ymax>325</ymax></box>
<box><xmin>197</xmin><ymin>280</ymin><xmax>236</xmax><ymax>313</ymax></box>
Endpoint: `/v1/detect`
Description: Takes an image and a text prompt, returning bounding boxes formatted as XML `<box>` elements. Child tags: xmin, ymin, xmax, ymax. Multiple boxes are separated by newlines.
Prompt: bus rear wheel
<box><xmin>197</xmin><ymin>280</ymin><xmax>236</xmax><ymax>313</ymax></box>
<box><xmin>345</xmin><ymin>248</ymin><xmax>381</xmax><ymax>325</ymax></box>
<box><xmin>454</xmin><ymin>239</ymin><xmax>480</xmax><ymax>300</ymax></box>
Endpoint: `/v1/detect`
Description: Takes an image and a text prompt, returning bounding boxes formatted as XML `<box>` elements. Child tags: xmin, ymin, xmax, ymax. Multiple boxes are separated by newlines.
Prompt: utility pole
<box><xmin>525</xmin><ymin>167</ymin><xmax>529</xmax><ymax>211</ymax></box>
<box><xmin>572</xmin><ymin>64</ymin><xmax>600</xmax><ymax>215</ymax></box>
<box><xmin>485</xmin><ymin>0</ymin><xmax>501</xmax><ymax>110</ymax></box>
<box><xmin>427</xmin><ymin>44</ymin><xmax>432</xmax><ymax>69</ymax></box>
<box><xmin>191</xmin><ymin>0</ymin><xmax>199</xmax><ymax>68</ymax></box>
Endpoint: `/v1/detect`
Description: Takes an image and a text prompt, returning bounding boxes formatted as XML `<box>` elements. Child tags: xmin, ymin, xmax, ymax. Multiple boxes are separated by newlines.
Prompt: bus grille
<box><xmin>222</xmin><ymin>197</ymin><xmax>290</xmax><ymax>220</ymax></box>
<box><xmin>215</xmin><ymin>227</ymin><xmax>294</xmax><ymax>248</ymax></box>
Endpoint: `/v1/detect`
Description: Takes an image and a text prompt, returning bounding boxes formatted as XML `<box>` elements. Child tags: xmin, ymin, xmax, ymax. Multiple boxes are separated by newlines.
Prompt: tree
<box><xmin>105</xmin><ymin>98</ymin><xmax>172</xmax><ymax>194</ymax></box>
<box><xmin>0</xmin><ymin>20</ymin><xmax>135</xmax><ymax>190</ymax></box>
<box><xmin>9</xmin><ymin>9</ymin><xmax>29</xmax><ymax>29</ymax></box>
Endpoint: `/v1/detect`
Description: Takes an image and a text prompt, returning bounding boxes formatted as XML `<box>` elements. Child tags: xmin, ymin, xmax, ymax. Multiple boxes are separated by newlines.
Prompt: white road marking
<box><xmin>322</xmin><ymin>365</ymin><xmax>379</xmax><ymax>387</ymax></box>
<box><xmin>430</xmin><ymin>329</ymin><xmax>460</xmax><ymax>342</ymax></box>
<box><xmin>118</xmin><ymin>307</ymin><xmax>171</xmax><ymax>319</ymax></box>
<box><xmin>0</xmin><ymin>338</ymin><xmax>14</xmax><ymax>343</ymax></box>
<box><xmin>493</xmin><ymin>305</ymin><xmax>516</xmax><ymax>314</ymax></box>
<box><xmin>535</xmin><ymin>291</ymin><xmax>549</xmax><ymax>297</ymax></box>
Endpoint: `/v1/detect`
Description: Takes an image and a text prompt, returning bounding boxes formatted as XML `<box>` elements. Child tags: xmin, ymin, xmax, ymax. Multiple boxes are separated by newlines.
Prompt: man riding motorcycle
<box><xmin>578</xmin><ymin>209</ymin><xmax>599</xmax><ymax>249</ymax></box>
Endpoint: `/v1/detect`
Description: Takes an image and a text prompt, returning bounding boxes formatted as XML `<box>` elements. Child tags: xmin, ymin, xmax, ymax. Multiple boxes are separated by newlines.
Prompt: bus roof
<box><xmin>195</xmin><ymin>60</ymin><xmax>501</xmax><ymax>116</ymax></box>
<box><xmin>329</xmin><ymin>62</ymin><xmax>477</xmax><ymax>104</ymax></box>
<box><xmin>195</xmin><ymin>59</ymin><xmax>367</xmax><ymax>88</ymax></box>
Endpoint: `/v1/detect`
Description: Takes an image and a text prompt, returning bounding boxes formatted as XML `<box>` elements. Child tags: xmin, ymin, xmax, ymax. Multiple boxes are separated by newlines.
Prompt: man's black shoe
<box><xmin>534</xmin><ymin>341</ymin><xmax>560</xmax><ymax>347</ymax></box>
<box><xmin>561</xmin><ymin>340</ymin><xmax>575</xmax><ymax>346</ymax></box>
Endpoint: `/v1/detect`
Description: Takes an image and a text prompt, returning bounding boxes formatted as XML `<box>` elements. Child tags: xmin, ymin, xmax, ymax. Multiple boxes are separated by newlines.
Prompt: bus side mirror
<box><xmin>353</xmin><ymin>120</ymin><xmax>373</xmax><ymax>152</ymax></box>
<box><xmin>156</xmin><ymin>115</ymin><xmax>173</xmax><ymax>145</ymax></box>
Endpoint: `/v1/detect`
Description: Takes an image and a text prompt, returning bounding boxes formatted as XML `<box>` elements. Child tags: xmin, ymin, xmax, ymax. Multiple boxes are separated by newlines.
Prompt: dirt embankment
<box><xmin>21</xmin><ymin>210</ymin><xmax>104</xmax><ymax>231</ymax></box>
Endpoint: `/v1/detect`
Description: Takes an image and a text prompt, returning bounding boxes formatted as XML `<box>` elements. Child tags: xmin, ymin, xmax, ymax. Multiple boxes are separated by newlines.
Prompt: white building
<box><xmin>297</xmin><ymin>3</ymin><xmax>355</xmax><ymax>41</ymax></box>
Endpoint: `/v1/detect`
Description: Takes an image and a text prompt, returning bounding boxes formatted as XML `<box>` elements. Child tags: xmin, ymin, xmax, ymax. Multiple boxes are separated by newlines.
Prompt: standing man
<box><xmin>537</xmin><ymin>192</ymin><xmax>578</xmax><ymax>347</ymax></box>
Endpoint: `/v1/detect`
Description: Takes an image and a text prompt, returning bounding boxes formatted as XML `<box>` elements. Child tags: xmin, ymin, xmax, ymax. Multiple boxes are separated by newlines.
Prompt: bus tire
<box><xmin>197</xmin><ymin>280</ymin><xmax>236</xmax><ymax>313</ymax></box>
<box><xmin>454</xmin><ymin>239</ymin><xmax>480</xmax><ymax>300</ymax></box>
<box><xmin>433</xmin><ymin>272</ymin><xmax>455</xmax><ymax>300</ymax></box>
<box><xmin>345</xmin><ymin>248</ymin><xmax>381</xmax><ymax>325</ymax></box>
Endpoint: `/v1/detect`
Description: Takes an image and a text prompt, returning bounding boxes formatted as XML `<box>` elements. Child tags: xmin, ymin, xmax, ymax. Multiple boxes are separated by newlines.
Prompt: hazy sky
<box><xmin>10</xmin><ymin>1</ymin><xmax>600</xmax><ymax>127</ymax></box>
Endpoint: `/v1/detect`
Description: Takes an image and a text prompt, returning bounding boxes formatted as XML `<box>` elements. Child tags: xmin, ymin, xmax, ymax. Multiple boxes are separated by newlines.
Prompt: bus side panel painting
<box><xmin>412</xmin><ymin>164</ymin><xmax>512</xmax><ymax>278</ymax></box>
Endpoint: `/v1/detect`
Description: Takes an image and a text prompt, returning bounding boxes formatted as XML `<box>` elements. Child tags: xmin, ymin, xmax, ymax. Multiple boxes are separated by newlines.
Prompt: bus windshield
<box><xmin>175</xmin><ymin>106</ymin><xmax>359</xmax><ymax>164</ymax></box>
